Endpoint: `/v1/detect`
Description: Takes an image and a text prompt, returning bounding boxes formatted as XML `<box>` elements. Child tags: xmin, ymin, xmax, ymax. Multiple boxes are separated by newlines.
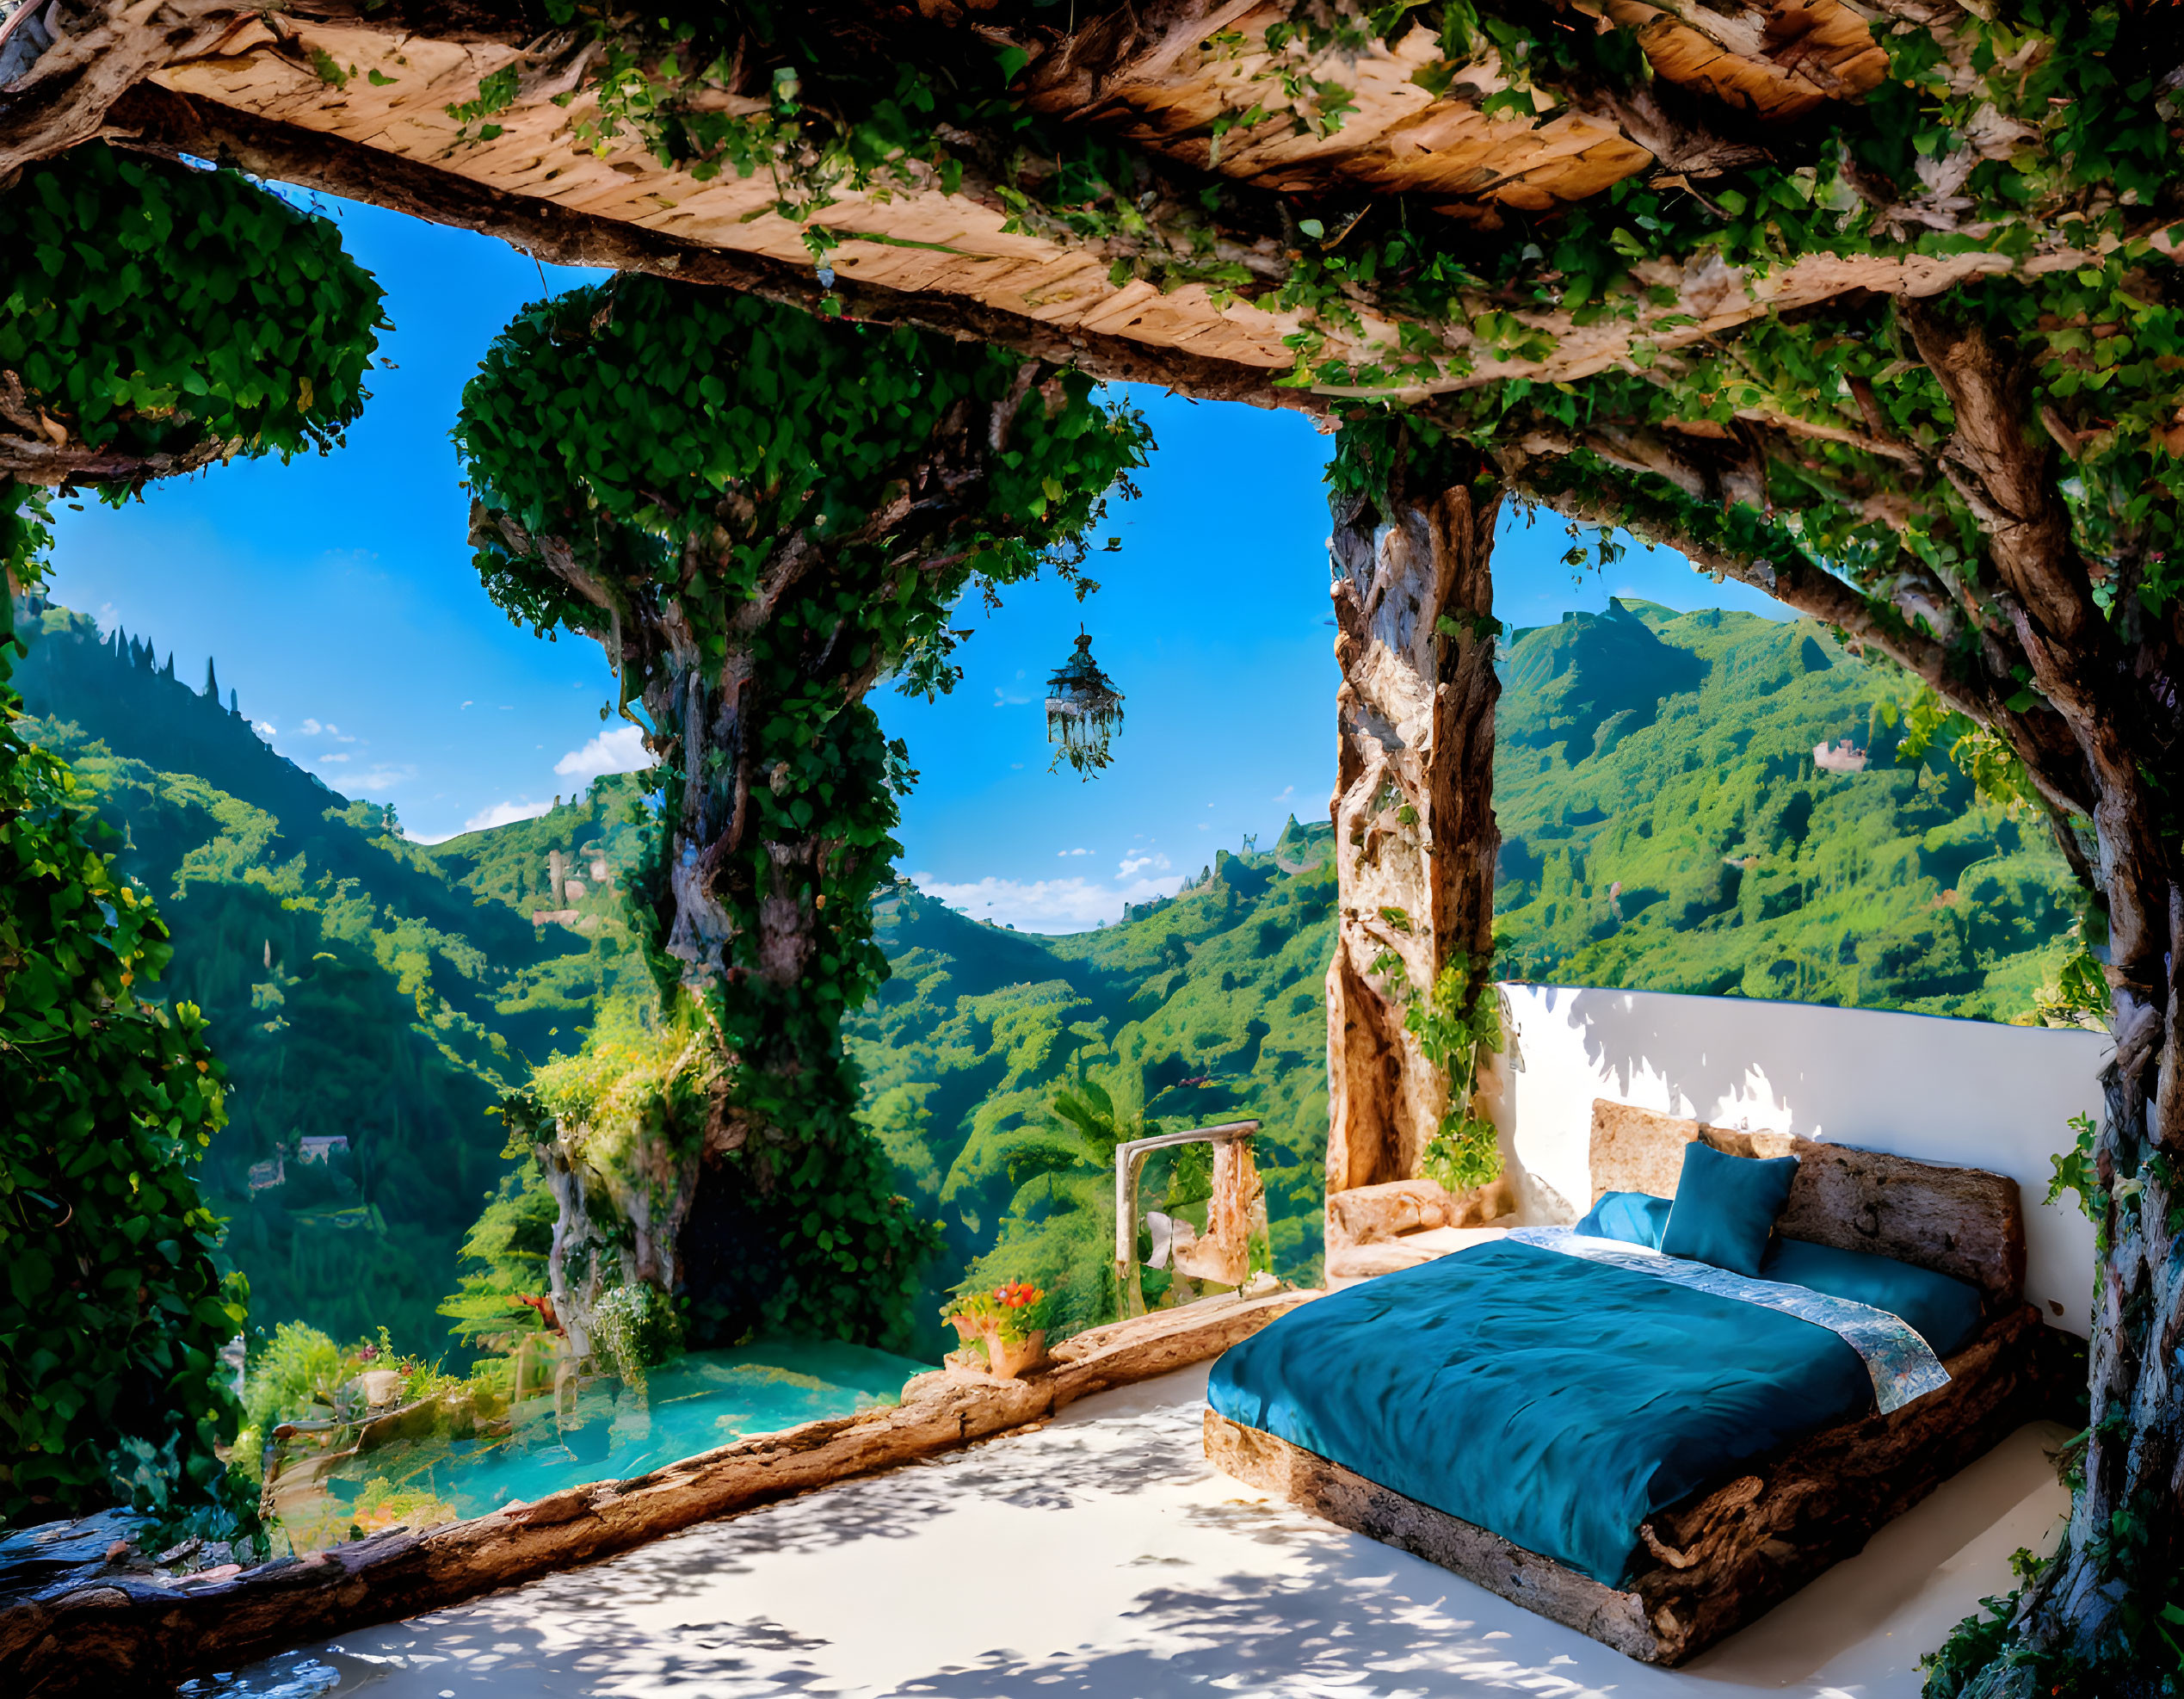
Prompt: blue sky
<box><xmin>43</xmin><ymin>191</ymin><xmax>1786</xmax><ymax>930</ymax></box>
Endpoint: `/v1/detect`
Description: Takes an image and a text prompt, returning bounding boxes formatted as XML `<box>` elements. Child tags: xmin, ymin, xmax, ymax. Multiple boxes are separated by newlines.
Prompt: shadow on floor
<box><xmin>194</xmin><ymin>1368</ymin><xmax>2069</xmax><ymax>1699</ymax></box>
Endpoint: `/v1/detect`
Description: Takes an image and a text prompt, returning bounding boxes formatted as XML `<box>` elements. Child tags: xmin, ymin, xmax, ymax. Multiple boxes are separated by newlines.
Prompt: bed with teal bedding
<box><xmin>1206</xmin><ymin>1230</ymin><xmax>1979</xmax><ymax>1588</ymax></box>
<box><xmin>1202</xmin><ymin>1103</ymin><xmax>2046</xmax><ymax>1666</ymax></box>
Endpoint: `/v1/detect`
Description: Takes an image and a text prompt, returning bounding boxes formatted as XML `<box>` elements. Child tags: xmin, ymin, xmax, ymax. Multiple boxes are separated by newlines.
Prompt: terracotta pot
<box><xmin>941</xmin><ymin>1318</ymin><xmax>1047</xmax><ymax>1380</ymax></box>
<box><xmin>980</xmin><ymin>1326</ymin><xmax>1046</xmax><ymax>1381</ymax></box>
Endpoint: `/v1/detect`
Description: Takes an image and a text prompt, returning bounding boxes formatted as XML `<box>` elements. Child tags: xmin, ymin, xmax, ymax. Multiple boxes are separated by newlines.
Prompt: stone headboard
<box><xmin>1588</xmin><ymin>1100</ymin><xmax>2027</xmax><ymax>1307</ymax></box>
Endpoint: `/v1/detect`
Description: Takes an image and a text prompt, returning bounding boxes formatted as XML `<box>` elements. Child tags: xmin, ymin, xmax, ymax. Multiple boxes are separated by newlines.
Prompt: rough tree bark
<box><xmin>472</xmin><ymin>362</ymin><xmax>1073</xmax><ymax>1347</ymax></box>
<box><xmin>1494</xmin><ymin>307</ymin><xmax>2184</xmax><ymax>1690</ymax></box>
<box><xmin>1323</xmin><ymin>431</ymin><xmax>1502</xmax><ymax>1198</ymax></box>
<box><xmin>1894</xmin><ymin>310</ymin><xmax>2184</xmax><ymax>1693</ymax></box>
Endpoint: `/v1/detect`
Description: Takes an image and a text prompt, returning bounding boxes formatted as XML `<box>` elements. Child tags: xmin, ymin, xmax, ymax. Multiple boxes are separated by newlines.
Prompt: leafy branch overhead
<box><xmin>0</xmin><ymin>145</ymin><xmax>384</xmax><ymax>491</ymax></box>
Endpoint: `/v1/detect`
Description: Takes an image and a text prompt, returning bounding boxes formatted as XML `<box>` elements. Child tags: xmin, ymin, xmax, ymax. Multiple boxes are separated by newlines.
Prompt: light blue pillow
<box><xmin>1574</xmin><ymin>1190</ymin><xmax>1672</xmax><ymax>1250</ymax></box>
<box><xmin>1661</xmin><ymin>1142</ymin><xmax>1799</xmax><ymax>1276</ymax></box>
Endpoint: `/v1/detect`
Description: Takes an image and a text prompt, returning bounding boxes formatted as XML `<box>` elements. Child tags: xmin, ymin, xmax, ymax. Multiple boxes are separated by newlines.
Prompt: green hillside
<box><xmin>849</xmin><ymin>830</ymin><xmax>1336</xmax><ymax>1352</ymax></box>
<box><xmin>9</xmin><ymin>591</ymin><xmax>2082</xmax><ymax>1362</ymax></box>
<box><xmin>9</xmin><ymin>604</ymin><xmax>650</xmax><ymax>1351</ymax></box>
<box><xmin>1491</xmin><ymin>600</ymin><xmax>2078</xmax><ymax>1016</ymax></box>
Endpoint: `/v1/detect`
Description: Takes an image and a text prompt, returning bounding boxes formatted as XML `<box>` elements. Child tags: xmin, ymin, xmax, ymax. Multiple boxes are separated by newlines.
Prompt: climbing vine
<box><xmin>0</xmin><ymin>534</ymin><xmax>248</xmax><ymax>1535</ymax></box>
<box><xmin>1370</xmin><ymin>953</ymin><xmax>1505</xmax><ymax>1195</ymax></box>
<box><xmin>1</xmin><ymin>140</ymin><xmax>386</xmax><ymax>1537</ymax></box>
<box><xmin>0</xmin><ymin>143</ymin><xmax>384</xmax><ymax>485</ymax></box>
<box><xmin>458</xmin><ymin>276</ymin><xmax>1148</xmax><ymax>1347</ymax></box>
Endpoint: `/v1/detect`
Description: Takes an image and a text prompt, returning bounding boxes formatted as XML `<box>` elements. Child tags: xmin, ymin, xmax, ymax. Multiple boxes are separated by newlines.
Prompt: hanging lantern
<box><xmin>1044</xmin><ymin>630</ymin><xmax>1125</xmax><ymax>777</ymax></box>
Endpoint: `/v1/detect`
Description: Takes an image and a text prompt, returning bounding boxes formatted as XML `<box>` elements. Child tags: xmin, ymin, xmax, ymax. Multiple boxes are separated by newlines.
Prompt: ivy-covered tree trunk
<box><xmin>2016</xmin><ymin>1041</ymin><xmax>2184</xmax><ymax>1693</ymax></box>
<box><xmin>1323</xmin><ymin>428</ymin><xmax>1502</xmax><ymax>1196</ymax></box>
<box><xmin>473</xmin><ymin>491</ymin><xmax>954</xmax><ymax>1349</ymax></box>
<box><xmin>1900</xmin><ymin>315</ymin><xmax>2184</xmax><ymax>1699</ymax></box>
<box><xmin>458</xmin><ymin>279</ymin><xmax>1145</xmax><ymax>1354</ymax></box>
<box><xmin>1496</xmin><ymin>301</ymin><xmax>2184</xmax><ymax>1695</ymax></box>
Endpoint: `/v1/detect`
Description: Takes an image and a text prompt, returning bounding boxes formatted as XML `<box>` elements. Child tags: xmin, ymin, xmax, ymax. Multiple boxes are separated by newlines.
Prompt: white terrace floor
<box><xmin>205</xmin><ymin>1364</ymin><xmax>2070</xmax><ymax>1699</ymax></box>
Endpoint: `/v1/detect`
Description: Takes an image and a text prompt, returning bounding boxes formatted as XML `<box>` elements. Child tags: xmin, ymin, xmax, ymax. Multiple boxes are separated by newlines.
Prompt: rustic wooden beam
<box><xmin>0</xmin><ymin>1288</ymin><xmax>1314</xmax><ymax>1695</ymax></box>
<box><xmin>1206</xmin><ymin>1301</ymin><xmax>2061</xmax><ymax>1666</ymax></box>
<box><xmin>102</xmin><ymin>83</ymin><xmax>1323</xmax><ymax>416</ymax></box>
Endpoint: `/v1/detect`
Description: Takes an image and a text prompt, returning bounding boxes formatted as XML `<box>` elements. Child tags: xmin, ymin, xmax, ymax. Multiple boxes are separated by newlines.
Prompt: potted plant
<box><xmin>943</xmin><ymin>1280</ymin><xmax>1050</xmax><ymax>1380</ymax></box>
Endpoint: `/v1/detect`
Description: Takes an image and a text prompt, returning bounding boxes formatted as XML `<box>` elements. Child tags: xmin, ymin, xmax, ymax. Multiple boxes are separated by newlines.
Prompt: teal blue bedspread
<box><xmin>1206</xmin><ymin>1239</ymin><xmax>1879</xmax><ymax>1586</ymax></box>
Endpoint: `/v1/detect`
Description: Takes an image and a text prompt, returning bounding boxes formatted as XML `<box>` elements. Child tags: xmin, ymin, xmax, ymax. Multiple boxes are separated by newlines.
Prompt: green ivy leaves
<box><xmin>0</xmin><ymin>578</ymin><xmax>248</xmax><ymax>1534</ymax></box>
<box><xmin>459</xmin><ymin>279</ymin><xmax>1147</xmax><ymax>1346</ymax></box>
<box><xmin>0</xmin><ymin>145</ymin><xmax>385</xmax><ymax>480</ymax></box>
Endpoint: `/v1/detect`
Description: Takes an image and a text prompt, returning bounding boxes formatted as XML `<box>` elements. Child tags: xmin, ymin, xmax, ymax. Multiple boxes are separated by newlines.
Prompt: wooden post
<box><xmin>1323</xmin><ymin>432</ymin><xmax>1502</xmax><ymax>1200</ymax></box>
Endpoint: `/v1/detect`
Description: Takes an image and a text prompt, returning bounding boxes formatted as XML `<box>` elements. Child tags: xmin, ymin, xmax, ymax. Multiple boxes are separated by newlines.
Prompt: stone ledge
<box><xmin>1324</xmin><ymin>1226</ymin><xmax>1511</xmax><ymax>1288</ymax></box>
<box><xmin>1325</xmin><ymin>1177</ymin><xmax>1515</xmax><ymax>1248</ymax></box>
<box><xmin>0</xmin><ymin>1288</ymin><xmax>1316</xmax><ymax>1694</ymax></box>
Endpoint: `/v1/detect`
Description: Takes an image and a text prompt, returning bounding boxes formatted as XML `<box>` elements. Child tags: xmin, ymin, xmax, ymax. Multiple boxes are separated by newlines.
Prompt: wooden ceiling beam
<box><xmin>104</xmin><ymin>81</ymin><xmax>1323</xmax><ymax>413</ymax></box>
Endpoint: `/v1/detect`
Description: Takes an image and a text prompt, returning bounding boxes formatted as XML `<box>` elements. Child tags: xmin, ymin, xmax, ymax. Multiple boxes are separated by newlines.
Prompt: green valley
<box><xmin>8</xmin><ymin>591</ymin><xmax>2083</xmax><ymax>1362</ymax></box>
<box><xmin>10</xmin><ymin>603</ymin><xmax>652</xmax><ymax>1351</ymax></box>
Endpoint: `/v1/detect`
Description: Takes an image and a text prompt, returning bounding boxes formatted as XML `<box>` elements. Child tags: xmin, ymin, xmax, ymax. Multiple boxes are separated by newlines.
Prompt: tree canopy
<box><xmin>1</xmin><ymin>142</ymin><xmax>382</xmax><ymax>488</ymax></box>
<box><xmin>456</xmin><ymin>278</ymin><xmax>1151</xmax><ymax>1350</ymax></box>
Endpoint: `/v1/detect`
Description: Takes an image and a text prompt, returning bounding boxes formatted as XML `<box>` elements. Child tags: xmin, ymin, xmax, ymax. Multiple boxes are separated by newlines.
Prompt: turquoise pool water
<box><xmin>322</xmin><ymin>1336</ymin><xmax>935</xmax><ymax>1522</ymax></box>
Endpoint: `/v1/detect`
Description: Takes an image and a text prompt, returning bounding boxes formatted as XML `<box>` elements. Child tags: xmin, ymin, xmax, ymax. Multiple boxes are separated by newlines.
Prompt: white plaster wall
<box><xmin>1489</xmin><ymin>984</ymin><xmax>2109</xmax><ymax>1334</ymax></box>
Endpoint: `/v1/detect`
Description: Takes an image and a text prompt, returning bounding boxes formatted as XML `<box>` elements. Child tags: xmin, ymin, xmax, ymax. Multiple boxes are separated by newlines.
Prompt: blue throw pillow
<box><xmin>1761</xmin><ymin>1238</ymin><xmax>1983</xmax><ymax>1356</ymax></box>
<box><xmin>1574</xmin><ymin>1190</ymin><xmax>1672</xmax><ymax>1250</ymax></box>
<box><xmin>1661</xmin><ymin>1142</ymin><xmax>1799</xmax><ymax>1276</ymax></box>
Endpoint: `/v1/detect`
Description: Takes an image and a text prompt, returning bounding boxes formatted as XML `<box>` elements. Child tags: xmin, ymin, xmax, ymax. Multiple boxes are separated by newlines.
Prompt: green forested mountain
<box><xmin>850</xmin><ymin>835</ymin><xmax>1337</xmax><ymax>1353</ymax></box>
<box><xmin>10</xmin><ymin>592</ymin><xmax>2081</xmax><ymax>1362</ymax></box>
<box><xmin>11</xmin><ymin>605</ymin><xmax>650</xmax><ymax>1351</ymax></box>
<box><xmin>1490</xmin><ymin>599</ymin><xmax>2078</xmax><ymax>1017</ymax></box>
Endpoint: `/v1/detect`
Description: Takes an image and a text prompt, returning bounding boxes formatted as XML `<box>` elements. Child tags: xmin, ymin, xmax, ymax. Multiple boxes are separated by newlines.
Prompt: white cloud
<box><xmin>993</xmin><ymin>684</ymin><xmax>1032</xmax><ymax>707</ymax></box>
<box><xmin>1273</xmin><ymin>784</ymin><xmax>1296</xmax><ymax>803</ymax></box>
<box><xmin>911</xmin><ymin>869</ymin><xmax>1185</xmax><ymax>934</ymax></box>
<box><xmin>555</xmin><ymin>724</ymin><xmax>652</xmax><ymax>782</ymax></box>
<box><xmin>1119</xmin><ymin>852</ymin><xmax>1170</xmax><ymax>878</ymax></box>
<box><xmin>96</xmin><ymin>602</ymin><xmax>119</xmax><ymax>637</ymax></box>
<box><xmin>461</xmin><ymin>799</ymin><xmax>551</xmax><ymax>832</ymax></box>
<box><xmin>1057</xmin><ymin>847</ymin><xmax>1092</xmax><ymax>857</ymax></box>
<box><xmin>299</xmin><ymin>718</ymin><xmax>324</xmax><ymax>736</ymax></box>
<box><xmin>253</xmin><ymin>720</ymin><xmax>277</xmax><ymax>739</ymax></box>
<box><xmin>460</xmin><ymin>700</ymin><xmax>474</xmax><ymax>709</ymax></box>
<box><xmin>319</xmin><ymin>752</ymin><xmax>350</xmax><ymax>763</ymax></box>
<box><xmin>349</xmin><ymin>764</ymin><xmax>415</xmax><ymax>794</ymax></box>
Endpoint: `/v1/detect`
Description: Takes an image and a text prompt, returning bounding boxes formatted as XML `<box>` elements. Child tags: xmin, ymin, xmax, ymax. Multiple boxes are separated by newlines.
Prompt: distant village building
<box><xmin>247</xmin><ymin>1156</ymin><xmax>284</xmax><ymax>1190</ymax></box>
<box><xmin>1814</xmin><ymin>738</ymin><xmax>1869</xmax><ymax>775</ymax></box>
<box><xmin>297</xmin><ymin>1135</ymin><xmax>349</xmax><ymax>1165</ymax></box>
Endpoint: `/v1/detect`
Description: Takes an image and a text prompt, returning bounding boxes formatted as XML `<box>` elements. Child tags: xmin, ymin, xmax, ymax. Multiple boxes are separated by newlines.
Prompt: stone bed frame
<box><xmin>1</xmin><ymin>1289</ymin><xmax>1311</xmax><ymax>1694</ymax></box>
<box><xmin>1204</xmin><ymin>1102</ymin><xmax>2075</xmax><ymax>1666</ymax></box>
